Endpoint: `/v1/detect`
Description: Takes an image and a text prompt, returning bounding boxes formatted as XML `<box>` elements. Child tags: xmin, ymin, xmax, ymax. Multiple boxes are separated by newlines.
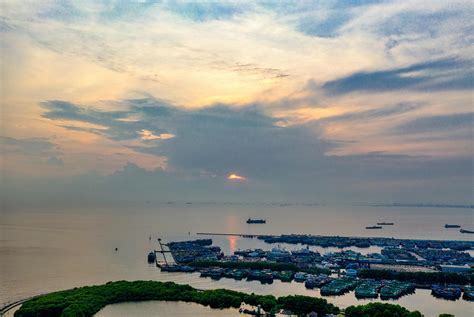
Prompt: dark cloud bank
<box><xmin>2</xmin><ymin>97</ymin><xmax>472</xmax><ymax>209</ymax></box>
<box><xmin>323</xmin><ymin>58</ymin><xmax>473</xmax><ymax>95</ymax></box>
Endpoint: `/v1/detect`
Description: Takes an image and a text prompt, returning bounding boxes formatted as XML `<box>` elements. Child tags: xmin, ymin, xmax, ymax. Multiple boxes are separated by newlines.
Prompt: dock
<box><xmin>154</xmin><ymin>238</ymin><xmax>175</xmax><ymax>268</ymax></box>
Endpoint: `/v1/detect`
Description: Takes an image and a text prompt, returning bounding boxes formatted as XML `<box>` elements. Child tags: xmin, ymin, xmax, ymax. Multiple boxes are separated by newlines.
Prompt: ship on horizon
<box><xmin>366</xmin><ymin>225</ymin><xmax>383</xmax><ymax>229</ymax></box>
<box><xmin>377</xmin><ymin>222</ymin><xmax>394</xmax><ymax>225</ymax></box>
<box><xmin>445</xmin><ymin>224</ymin><xmax>461</xmax><ymax>228</ymax></box>
<box><xmin>247</xmin><ymin>218</ymin><xmax>266</xmax><ymax>224</ymax></box>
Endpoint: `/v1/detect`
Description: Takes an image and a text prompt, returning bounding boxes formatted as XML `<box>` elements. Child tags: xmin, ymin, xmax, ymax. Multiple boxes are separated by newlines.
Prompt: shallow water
<box><xmin>95</xmin><ymin>301</ymin><xmax>242</xmax><ymax>317</ymax></box>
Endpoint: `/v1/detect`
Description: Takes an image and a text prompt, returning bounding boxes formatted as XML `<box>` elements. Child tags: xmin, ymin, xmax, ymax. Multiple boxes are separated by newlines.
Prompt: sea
<box><xmin>1</xmin><ymin>204</ymin><xmax>473</xmax><ymax>316</ymax></box>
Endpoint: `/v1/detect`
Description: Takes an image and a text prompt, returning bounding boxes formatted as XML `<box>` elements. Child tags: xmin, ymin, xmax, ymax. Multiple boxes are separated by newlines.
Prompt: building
<box><xmin>439</xmin><ymin>264</ymin><xmax>472</xmax><ymax>273</ymax></box>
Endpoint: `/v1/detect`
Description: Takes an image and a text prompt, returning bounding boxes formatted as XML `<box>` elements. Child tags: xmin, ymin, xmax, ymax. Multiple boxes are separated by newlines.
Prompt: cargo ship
<box><xmin>445</xmin><ymin>224</ymin><xmax>461</xmax><ymax>228</ymax></box>
<box><xmin>366</xmin><ymin>225</ymin><xmax>382</xmax><ymax>229</ymax></box>
<box><xmin>460</xmin><ymin>228</ymin><xmax>474</xmax><ymax>234</ymax></box>
<box><xmin>247</xmin><ymin>218</ymin><xmax>266</xmax><ymax>224</ymax></box>
<box><xmin>377</xmin><ymin>222</ymin><xmax>394</xmax><ymax>225</ymax></box>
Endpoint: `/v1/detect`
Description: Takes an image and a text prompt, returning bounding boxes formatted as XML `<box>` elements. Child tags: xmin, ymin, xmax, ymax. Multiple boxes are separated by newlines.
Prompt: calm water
<box><xmin>1</xmin><ymin>205</ymin><xmax>473</xmax><ymax>316</ymax></box>
<box><xmin>95</xmin><ymin>301</ymin><xmax>242</xmax><ymax>317</ymax></box>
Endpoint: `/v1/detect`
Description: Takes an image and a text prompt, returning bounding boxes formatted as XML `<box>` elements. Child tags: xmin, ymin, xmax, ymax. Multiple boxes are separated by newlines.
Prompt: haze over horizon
<box><xmin>1</xmin><ymin>0</ymin><xmax>473</xmax><ymax>208</ymax></box>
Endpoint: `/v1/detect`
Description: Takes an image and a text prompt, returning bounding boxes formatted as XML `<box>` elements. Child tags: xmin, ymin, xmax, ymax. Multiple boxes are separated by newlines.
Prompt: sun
<box><xmin>227</xmin><ymin>173</ymin><xmax>247</xmax><ymax>181</ymax></box>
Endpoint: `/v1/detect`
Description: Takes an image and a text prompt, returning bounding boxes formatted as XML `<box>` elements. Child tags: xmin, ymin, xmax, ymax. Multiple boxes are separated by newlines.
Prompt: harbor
<box><xmin>149</xmin><ymin>234</ymin><xmax>474</xmax><ymax>302</ymax></box>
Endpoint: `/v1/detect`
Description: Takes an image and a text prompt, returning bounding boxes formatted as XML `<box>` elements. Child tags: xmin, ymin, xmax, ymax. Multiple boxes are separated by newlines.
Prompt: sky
<box><xmin>0</xmin><ymin>0</ymin><xmax>473</xmax><ymax>207</ymax></box>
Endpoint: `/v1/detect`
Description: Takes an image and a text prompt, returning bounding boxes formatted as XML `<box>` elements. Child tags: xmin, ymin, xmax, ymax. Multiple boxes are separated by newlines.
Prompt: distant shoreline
<box><xmin>369</xmin><ymin>204</ymin><xmax>473</xmax><ymax>209</ymax></box>
<box><xmin>147</xmin><ymin>201</ymin><xmax>474</xmax><ymax>209</ymax></box>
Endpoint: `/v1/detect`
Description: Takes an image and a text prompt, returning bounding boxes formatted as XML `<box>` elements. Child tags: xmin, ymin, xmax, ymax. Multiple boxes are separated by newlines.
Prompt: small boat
<box><xmin>160</xmin><ymin>265</ymin><xmax>180</xmax><ymax>272</ymax></box>
<box><xmin>463</xmin><ymin>286</ymin><xmax>474</xmax><ymax>301</ymax></box>
<box><xmin>147</xmin><ymin>251</ymin><xmax>156</xmax><ymax>263</ymax></box>
<box><xmin>247</xmin><ymin>270</ymin><xmax>273</xmax><ymax>283</ymax></box>
<box><xmin>247</xmin><ymin>218</ymin><xmax>266</xmax><ymax>224</ymax></box>
<box><xmin>294</xmin><ymin>272</ymin><xmax>308</xmax><ymax>282</ymax></box>
<box><xmin>225</xmin><ymin>269</ymin><xmax>246</xmax><ymax>280</ymax></box>
<box><xmin>200</xmin><ymin>268</ymin><xmax>224</xmax><ymax>279</ymax></box>
<box><xmin>366</xmin><ymin>226</ymin><xmax>383</xmax><ymax>229</ymax></box>
<box><xmin>305</xmin><ymin>275</ymin><xmax>331</xmax><ymax>289</ymax></box>
<box><xmin>444</xmin><ymin>224</ymin><xmax>461</xmax><ymax>228</ymax></box>
<box><xmin>273</xmin><ymin>271</ymin><xmax>293</xmax><ymax>282</ymax></box>
<box><xmin>460</xmin><ymin>228</ymin><xmax>474</xmax><ymax>234</ymax></box>
<box><xmin>431</xmin><ymin>284</ymin><xmax>462</xmax><ymax>300</ymax></box>
<box><xmin>179</xmin><ymin>265</ymin><xmax>195</xmax><ymax>273</ymax></box>
<box><xmin>377</xmin><ymin>222</ymin><xmax>394</xmax><ymax>225</ymax></box>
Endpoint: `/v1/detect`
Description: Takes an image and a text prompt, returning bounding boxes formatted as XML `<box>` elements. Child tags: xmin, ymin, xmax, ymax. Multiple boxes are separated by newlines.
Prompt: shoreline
<box><xmin>0</xmin><ymin>295</ymin><xmax>43</xmax><ymax>317</ymax></box>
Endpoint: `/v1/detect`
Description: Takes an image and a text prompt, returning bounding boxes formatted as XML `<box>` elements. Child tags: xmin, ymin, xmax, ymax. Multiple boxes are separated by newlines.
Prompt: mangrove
<box><xmin>14</xmin><ymin>280</ymin><xmax>339</xmax><ymax>317</ymax></box>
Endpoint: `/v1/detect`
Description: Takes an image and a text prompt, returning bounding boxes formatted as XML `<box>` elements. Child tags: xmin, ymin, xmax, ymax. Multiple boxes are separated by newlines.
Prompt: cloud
<box><xmin>38</xmin><ymin>98</ymin><xmax>472</xmax><ymax>185</ymax></box>
<box><xmin>1</xmin><ymin>1</ymin><xmax>473</xmax><ymax>205</ymax></box>
<box><xmin>209</xmin><ymin>61</ymin><xmax>289</xmax><ymax>79</ymax></box>
<box><xmin>2</xmin><ymin>96</ymin><xmax>472</xmax><ymax>206</ymax></box>
<box><xmin>262</xmin><ymin>0</ymin><xmax>382</xmax><ymax>38</ymax></box>
<box><xmin>47</xmin><ymin>156</ymin><xmax>64</xmax><ymax>166</ymax></box>
<box><xmin>40</xmin><ymin>98</ymin><xmax>331</xmax><ymax>180</ymax></box>
<box><xmin>164</xmin><ymin>1</ymin><xmax>248</xmax><ymax>22</ymax></box>
<box><xmin>0</xmin><ymin>136</ymin><xmax>61</xmax><ymax>157</ymax></box>
<box><xmin>140</xmin><ymin>130</ymin><xmax>175</xmax><ymax>141</ymax></box>
<box><xmin>115</xmin><ymin>101</ymin><xmax>334</xmax><ymax>179</ymax></box>
<box><xmin>340</xmin><ymin>1</ymin><xmax>473</xmax><ymax>40</ymax></box>
<box><xmin>41</xmin><ymin>100</ymin><xmax>170</xmax><ymax>141</ymax></box>
<box><xmin>0</xmin><ymin>136</ymin><xmax>65</xmax><ymax>170</ymax></box>
<box><xmin>319</xmin><ymin>102</ymin><xmax>422</xmax><ymax>123</ymax></box>
<box><xmin>296</xmin><ymin>12</ymin><xmax>349</xmax><ymax>38</ymax></box>
<box><xmin>394</xmin><ymin>112</ymin><xmax>474</xmax><ymax>134</ymax></box>
<box><xmin>322</xmin><ymin>58</ymin><xmax>473</xmax><ymax>95</ymax></box>
<box><xmin>35</xmin><ymin>0</ymin><xmax>86</xmax><ymax>22</ymax></box>
<box><xmin>42</xmin><ymin>100</ymin><xmax>130</xmax><ymax>123</ymax></box>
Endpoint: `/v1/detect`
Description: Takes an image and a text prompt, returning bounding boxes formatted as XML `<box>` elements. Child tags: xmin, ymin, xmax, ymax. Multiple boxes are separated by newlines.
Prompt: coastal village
<box><xmin>148</xmin><ymin>233</ymin><xmax>474</xmax><ymax>308</ymax></box>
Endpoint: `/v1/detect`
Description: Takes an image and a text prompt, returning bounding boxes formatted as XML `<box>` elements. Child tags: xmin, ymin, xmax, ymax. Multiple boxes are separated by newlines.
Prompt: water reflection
<box><xmin>227</xmin><ymin>235</ymin><xmax>238</xmax><ymax>254</ymax></box>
